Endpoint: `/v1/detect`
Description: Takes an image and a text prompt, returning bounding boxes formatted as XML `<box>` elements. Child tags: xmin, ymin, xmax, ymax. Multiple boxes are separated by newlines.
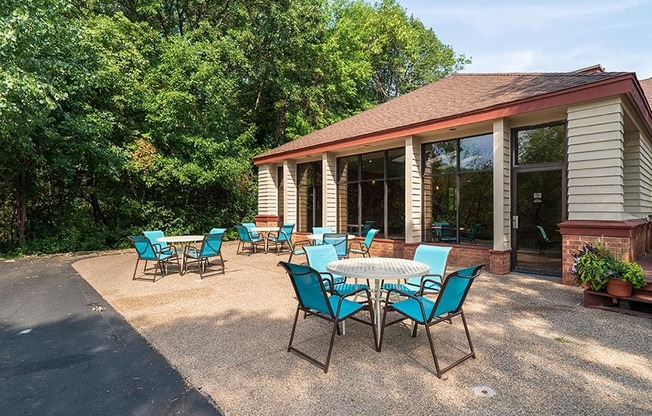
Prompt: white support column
<box><xmin>284</xmin><ymin>160</ymin><xmax>297</xmax><ymax>225</ymax></box>
<box><xmin>567</xmin><ymin>97</ymin><xmax>625</xmax><ymax>220</ymax></box>
<box><xmin>323</xmin><ymin>153</ymin><xmax>338</xmax><ymax>229</ymax></box>
<box><xmin>493</xmin><ymin>118</ymin><xmax>511</xmax><ymax>251</ymax></box>
<box><xmin>257</xmin><ymin>164</ymin><xmax>277</xmax><ymax>216</ymax></box>
<box><xmin>405</xmin><ymin>136</ymin><xmax>422</xmax><ymax>243</ymax></box>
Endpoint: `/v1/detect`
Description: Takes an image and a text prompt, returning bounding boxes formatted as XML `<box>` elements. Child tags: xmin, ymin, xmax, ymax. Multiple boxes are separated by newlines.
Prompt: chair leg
<box><xmin>323</xmin><ymin>319</ymin><xmax>340</xmax><ymax>373</ymax></box>
<box><xmin>378</xmin><ymin>304</ymin><xmax>390</xmax><ymax>352</ymax></box>
<box><xmin>132</xmin><ymin>258</ymin><xmax>140</xmax><ymax>280</ymax></box>
<box><xmin>460</xmin><ymin>311</ymin><xmax>476</xmax><ymax>359</ymax></box>
<box><xmin>423</xmin><ymin>321</ymin><xmax>442</xmax><ymax>378</ymax></box>
<box><xmin>288</xmin><ymin>306</ymin><xmax>301</xmax><ymax>352</ymax></box>
<box><xmin>219</xmin><ymin>252</ymin><xmax>225</xmax><ymax>274</ymax></box>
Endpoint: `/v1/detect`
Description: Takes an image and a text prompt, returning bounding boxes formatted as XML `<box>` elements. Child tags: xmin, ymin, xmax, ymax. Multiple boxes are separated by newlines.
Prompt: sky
<box><xmin>398</xmin><ymin>0</ymin><xmax>652</xmax><ymax>80</ymax></box>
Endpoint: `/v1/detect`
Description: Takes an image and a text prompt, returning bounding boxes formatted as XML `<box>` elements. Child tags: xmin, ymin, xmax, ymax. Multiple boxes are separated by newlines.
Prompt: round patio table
<box><xmin>326</xmin><ymin>257</ymin><xmax>429</xmax><ymax>343</ymax></box>
<box><xmin>158</xmin><ymin>235</ymin><xmax>205</xmax><ymax>273</ymax></box>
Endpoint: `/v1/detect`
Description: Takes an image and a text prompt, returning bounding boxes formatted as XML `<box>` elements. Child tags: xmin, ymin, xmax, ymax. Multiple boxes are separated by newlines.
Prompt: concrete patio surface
<box><xmin>72</xmin><ymin>242</ymin><xmax>652</xmax><ymax>415</ymax></box>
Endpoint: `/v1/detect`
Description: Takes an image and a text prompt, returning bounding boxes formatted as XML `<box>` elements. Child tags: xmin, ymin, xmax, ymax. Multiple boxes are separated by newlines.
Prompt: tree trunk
<box><xmin>15</xmin><ymin>171</ymin><xmax>27</xmax><ymax>247</ymax></box>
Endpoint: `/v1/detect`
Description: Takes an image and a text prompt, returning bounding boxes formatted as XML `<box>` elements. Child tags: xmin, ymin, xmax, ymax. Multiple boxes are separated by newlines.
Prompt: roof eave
<box><xmin>254</xmin><ymin>73</ymin><xmax>646</xmax><ymax>165</ymax></box>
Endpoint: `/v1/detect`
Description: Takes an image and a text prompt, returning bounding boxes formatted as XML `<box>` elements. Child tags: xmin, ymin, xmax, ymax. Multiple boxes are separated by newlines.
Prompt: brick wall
<box><xmin>559</xmin><ymin>219</ymin><xmax>650</xmax><ymax>285</ymax></box>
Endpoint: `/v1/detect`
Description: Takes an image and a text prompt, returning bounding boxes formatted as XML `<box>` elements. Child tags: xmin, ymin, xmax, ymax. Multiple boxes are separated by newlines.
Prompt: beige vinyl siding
<box><xmin>493</xmin><ymin>118</ymin><xmax>511</xmax><ymax>250</ymax></box>
<box><xmin>567</xmin><ymin>97</ymin><xmax>625</xmax><ymax>220</ymax></box>
<box><xmin>257</xmin><ymin>164</ymin><xmax>276</xmax><ymax>215</ymax></box>
<box><xmin>405</xmin><ymin>136</ymin><xmax>421</xmax><ymax>243</ymax></box>
<box><xmin>323</xmin><ymin>153</ymin><xmax>337</xmax><ymax>229</ymax></box>
<box><xmin>284</xmin><ymin>161</ymin><xmax>297</xmax><ymax>225</ymax></box>
<box><xmin>624</xmin><ymin>132</ymin><xmax>652</xmax><ymax>217</ymax></box>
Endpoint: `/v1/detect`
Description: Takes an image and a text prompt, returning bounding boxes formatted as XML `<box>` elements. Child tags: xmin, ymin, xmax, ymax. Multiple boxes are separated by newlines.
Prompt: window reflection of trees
<box><xmin>517</xmin><ymin>124</ymin><xmax>564</xmax><ymax>165</ymax></box>
<box><xmin>424</xmin><ymin>133</ymin><xmax>493</xmax><ymax>245</ymax></box>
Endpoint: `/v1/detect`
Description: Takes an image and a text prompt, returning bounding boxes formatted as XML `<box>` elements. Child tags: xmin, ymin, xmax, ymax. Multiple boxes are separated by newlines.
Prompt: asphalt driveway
<box><xmin>0</xmin><ymin>254</ymin><xmax>220</xmax><ymax>416</ymax></box>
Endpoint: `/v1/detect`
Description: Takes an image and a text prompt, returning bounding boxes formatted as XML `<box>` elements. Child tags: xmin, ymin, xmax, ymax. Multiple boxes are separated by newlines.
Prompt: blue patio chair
<box><xmin>185</xmin><ymin>230</ymin><xmax>226</xmax><ymax>278</ymax></box>
<box><xmin>382</xmin><ymin>245</ymin><xmax>452</xmax><ymax>295</ymax></box>
<box><xmin>536</xmin><ymin>225</ymin><xmax>561</xmax><ymax>254</ymax></box>
<box><xmin>439</xmin><ymin>224</ymin><xmax>457</xmax><ymax>243</ymax></box>
<box><xmin>432</xmin><ymin>222</ymin><xmax>449</xmax><ymax>242</ymax></box>
<box><xmin>323</xmin><ymin>232</ymin><xmax>349</xmax><ymax>258</ymax></box>
<box><xmin>311</xmin><ymin>226</ymin><xmax>333</xmax><ymax>245</ymax></box>
<box><xmin>304</xmin><ymin>244</ymin><xmax>369</xmax><ymax>296</ymax></box>
<box><xmin>460</xmin><ymin>224</ymin><xmax>481</xmax><ymax>245</ymax></box>
<box><xmin>348</xmin><ymin>228</ymin><xmax>379</xmax><ymax>257</ymax></box>
<box><xmin>242</xmin><ymin>222</ymin><xmax>260</xmax><ymax>239</ymax></box>
<box><xmin>379</xmin><ymin>264</ymin><xmax>484</xmax><ymax>378</ymax></box>
<box><xmin>142</xmin><ymin>230</ymin><xmax>176</xmax><ymax>254</ymax></box>
<box><xmin>236</xmin><ymin>224</ymin><xmax>265</xmax><ymax>255</ymax></box>
<box><xmin>278</xmin><ymin>261</ymin><xmax>378</xmax><ymax>373</ymax></box>
<box><xmin>267</xmin><ymin>223</ymin><xmax>295</xmax><ymax>255</ymax></box>
<box><xmin>128</xmin><ymin>235</ymin><xmax>180</xmax><ymax>282</ymax></box>
<box><xmin>359</xmin><ymin>220</ymin><xmax>375</xmax><ymax>237</ymax></box>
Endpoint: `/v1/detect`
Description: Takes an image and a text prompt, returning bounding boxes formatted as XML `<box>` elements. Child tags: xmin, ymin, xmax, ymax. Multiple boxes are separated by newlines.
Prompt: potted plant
<box><xmin>573</xmin><ymin>242</ymin><xmax>647</xmax><ymax>297</ymax></box>
<box><xmin>606</xmin><ymin>260</ymin><xmax>646</xmax><ymax>297</ymax></box>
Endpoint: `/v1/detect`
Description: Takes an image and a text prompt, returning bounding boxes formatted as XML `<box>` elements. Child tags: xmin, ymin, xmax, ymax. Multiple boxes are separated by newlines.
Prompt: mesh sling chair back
<box><xmin>267</xmin><ymin>223</ymin><xmax>295</xmax><ymax>254</ymax></box>
<box><xmin>382</xmin><ymin>245</ymin><xmax>452</xmax><ymax>295</ymax></box>
<box><xmin>461</xmin><ymin>224</ymin><xmax>481</xmax><ymax>245</ymax></box>
<box><xmin>236</xmin><ymin>224</ymin><xmax>265</xmax><ymax>255</ymax></box>
<box><xmin>278</xmin><ymin>261</ymin><xmax>378</xmax><ymax>373</ymax></box>
<box><xmin>311</xmin><ymin>226</ymin><xmax>333</xmax><ymax>245</ymax></box>
<box><xmin>128</xmin><ymin>235</ymin><xmax>180</xmax><ymax>282</ymax></box>
<box><xmin>359</xmin><ymin>220</ymin><xmax>375</xmax><ymax>237</ymax></box>
<box><xmin>185</xmin><ymin>230</ymin><xmax>226</xmax><ymax>278</ymax></box>
<box><xmin>142</xmin><ymin>230</ymin><xmax>176</xmax><ymax>254</ymax></box>
<box><xmin>322</xmin><ymin>232</ymin><xmax>349</xmax><ymax>259</ymax></box>
<box><xmin>536</xmin><ymin>225</ymin><xmax>561</xmax><ymax>254</ymax></box>
<box><xmin>304</xmin><ymin>244</ymin><xmax>369</xmax><ymax>296</ymax></box>
<box><xmin>242</xmin><ymin>222</ymin><xmax>260</xmax><ymax>239</ymax></box>
<box><xmin>348</xmin><ymin>228</ymin><xmax>379</xmax><ymax>257</ymax></box>
<box><xmin>379</xmin><ymin>264</ymin><xmax>485</xmax><ymax>378</ymax></box>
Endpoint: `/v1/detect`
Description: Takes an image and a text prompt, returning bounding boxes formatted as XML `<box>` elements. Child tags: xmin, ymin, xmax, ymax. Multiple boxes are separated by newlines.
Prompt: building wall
<box><xmin>624</xmin><ymin>131</ymin><xmax>652</xmax><ymax>217</ymax></box>
<box><xmin>566</xmin><ymin>97</ymin><xmax>626</xmax><ymax>220</ymax></box>
<box><xmin>405</xmin><ymin>136</ymin><xmax>422</xmax><ymax>243</ymax></box>
<box><xmin>284</xmin><ymin>161</ymin><xmax>297</xmax><ymax>225</ymax></box>
<box><xmin>323</xmin><ymin>153</ymin><xmax>338</xmax><ymax>229</ymax></box>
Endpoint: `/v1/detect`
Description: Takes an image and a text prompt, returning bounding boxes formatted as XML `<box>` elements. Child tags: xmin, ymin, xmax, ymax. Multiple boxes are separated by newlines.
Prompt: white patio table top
<box><xmin>158</xmin><ymin>235</ymin><xmax>205</xmax><ymax>273</ymax></box>
<box><xmin>327</xmin><ymin>257</ymin><xmax>429</xmax><ymax>342</ymax></box>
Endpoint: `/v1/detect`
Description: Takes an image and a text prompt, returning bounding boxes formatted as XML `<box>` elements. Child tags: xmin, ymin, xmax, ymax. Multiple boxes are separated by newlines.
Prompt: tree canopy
<box><xmin>0</xmin><ymin>0</ymin><xmax>469</xmax><ymax>255</ymax></box>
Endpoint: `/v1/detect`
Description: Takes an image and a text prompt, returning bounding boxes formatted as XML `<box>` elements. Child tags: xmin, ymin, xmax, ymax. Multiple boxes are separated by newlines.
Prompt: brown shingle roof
<box><xmin>640</xmin><ymin>77</ymin><xmax>652</xmax><ymax>108</ymax></box>
<box><xmin>255</xmin><ymin>71</ymin><xmax>630</xmax><ymax>161</ymax></box>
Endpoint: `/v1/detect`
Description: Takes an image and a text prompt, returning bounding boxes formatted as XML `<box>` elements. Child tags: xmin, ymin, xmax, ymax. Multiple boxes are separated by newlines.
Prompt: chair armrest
<box><xmin>418</xmin><ymin>277</ymin><xmax>443</xmax><ymax>295</ymax></box>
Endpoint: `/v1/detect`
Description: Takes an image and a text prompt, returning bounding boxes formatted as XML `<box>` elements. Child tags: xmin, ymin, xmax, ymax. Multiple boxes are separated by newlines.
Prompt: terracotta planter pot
<box><xmin>606</xmin><ymin>278</ymin><xmax>633</xmax><ymax>297</ymax></box>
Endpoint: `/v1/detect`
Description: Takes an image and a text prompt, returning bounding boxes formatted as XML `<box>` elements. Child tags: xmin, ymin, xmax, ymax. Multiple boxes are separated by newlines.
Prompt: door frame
<box><xmin>510</xmin><ymin>122</ymin><xmax>568</xmax><ymax>275</ymax></box>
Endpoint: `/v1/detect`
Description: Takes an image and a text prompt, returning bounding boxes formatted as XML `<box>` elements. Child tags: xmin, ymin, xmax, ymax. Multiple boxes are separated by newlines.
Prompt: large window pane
<box><xmin>387</xmin><ymin>148</ymin><xmax>405</xmax><ymax>179</ymax></box>
<box><xmin>460</xmin><ymin>134</ymin><xmax>492</xmax><ymax>172</ymax></box>
<box><xmin>361</xmin><ymin>151</ymin><xmax>385</xmax><ymax>181</ymax></box>
<box><xmin>426</xmin><ymin>140</ymin><xmax>457</xmax><ymax>174</ymax></box>
<box><xmin>423</xmin><ymin>134</ymin><xmax>493</xmax><ymax>246</ymax></box>
<box><xmin>387</xmin><ymin>179</ymin><xmax>405</xmax><ymax>238</ymax></box>
<box><xmin>516</xmin><ymin>124</ymin><xmax>565</xmax><ymax>165</ymax></box>
<box><xmin>337</xmin><ymin>148</ymin><xmax>404</xmax><ymax>239</ymax></box>
<box><xmin>297</xmin><ymin>162</ymin><xmax>322</xmax><ymax>232</ymax></box>
<box><xmin>360</xmin><ymin>181</ymin><xmax>384</xmax><ymax>233</ymax></box>
<box><xmin>337</xmin><ymin>155</ymin><xmax>358</xmax><ymax>182</ymax></box>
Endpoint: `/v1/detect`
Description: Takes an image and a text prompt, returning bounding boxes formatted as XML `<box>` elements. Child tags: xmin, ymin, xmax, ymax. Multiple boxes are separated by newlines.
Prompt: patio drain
<box><xmin>473</xmin><ymin>386</ymin><xmax>497</xmax><ymax>398</ymax></box>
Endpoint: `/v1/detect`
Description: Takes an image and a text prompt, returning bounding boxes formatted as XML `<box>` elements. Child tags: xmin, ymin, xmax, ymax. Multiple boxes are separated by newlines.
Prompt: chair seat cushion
<box><xmin>333</xmin><ymin>283</ymin><xmax>369</xmax><ymax>296</ymax></box>
<box><xmin>392</xmin><ymin>296</ymin><xmax>435</xmax><ymax>324</ymax></box>
<box><xmin>329</xmin><ymin>295</ymin><xmax>365</xmax><ymax>319</ymax></box>
<box><xmin>349</xmin><ymin>248</ymin><xmax>366</xmax><ymax>254</ymax></box>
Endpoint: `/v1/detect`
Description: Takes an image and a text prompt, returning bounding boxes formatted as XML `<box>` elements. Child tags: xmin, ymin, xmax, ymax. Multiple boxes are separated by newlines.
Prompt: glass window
<box><xmin>423</xmin><ymin>134</ymin><xmax>493</xmax><ymax>245</ymax></box>
<box><xmin>516</xmin><ymin>124</ymin><xmax>565</xmax><ymax>165</ymax></box>
<box><xmin>337</xmin><ymin>148</ymin><xmax>405</xmax><ymax>239</ymax></box>
<box><xmin>337</xmin><ymin>155</ymin><xmax>358</xmax><ymax>182</ymax></box>
<box><xmin>297</xmin><ymin>162</ymin><xmax>322</xmax><ymax>232</ymax></box>
<box><xmin>361</xmin><ymin>151</ymin><xmax>385</xmax><ymax>181</ymax></box>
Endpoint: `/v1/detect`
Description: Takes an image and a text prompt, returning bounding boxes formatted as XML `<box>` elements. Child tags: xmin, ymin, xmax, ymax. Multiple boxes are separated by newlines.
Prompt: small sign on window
<box><xmin>534</xmin><ymin>192</ymin><xmax>542</xmax><ymax>203</ymax></box>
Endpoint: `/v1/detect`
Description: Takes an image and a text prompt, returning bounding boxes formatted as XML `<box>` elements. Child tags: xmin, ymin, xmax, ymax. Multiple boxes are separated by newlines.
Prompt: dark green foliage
<box><xmin>0</xmin><ymin>0</ymin><xmax>468</xmax><ymax>256</ymax></box>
